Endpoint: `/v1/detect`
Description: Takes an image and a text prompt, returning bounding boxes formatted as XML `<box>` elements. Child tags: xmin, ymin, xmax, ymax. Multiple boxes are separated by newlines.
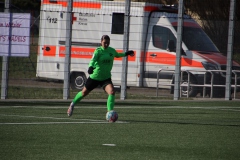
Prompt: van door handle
<box><xmin>150</xmin><ymin>53</ymin><xmax>157</xmax><ymax>57</ymax></box>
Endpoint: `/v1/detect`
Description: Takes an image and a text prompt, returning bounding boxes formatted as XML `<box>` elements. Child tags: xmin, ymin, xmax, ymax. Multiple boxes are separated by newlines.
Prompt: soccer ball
<box><xmin>106</xmin><ymin>110</ymin><xmax>118</xmax><ymax>122</ymax></box>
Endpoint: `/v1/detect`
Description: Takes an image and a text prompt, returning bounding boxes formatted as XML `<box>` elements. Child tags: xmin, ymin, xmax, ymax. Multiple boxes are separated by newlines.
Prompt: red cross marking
<box><xmin>72</xmin><ymin>13</ymin><xmax>77</xmax><ymax>24</ymax></box>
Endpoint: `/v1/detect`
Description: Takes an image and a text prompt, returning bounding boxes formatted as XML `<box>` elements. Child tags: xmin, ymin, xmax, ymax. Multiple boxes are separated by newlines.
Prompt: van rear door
<box><xmin>37</xmin><ymin>5</ymin><xmax>63</xmax><ymax>77</ymax></box>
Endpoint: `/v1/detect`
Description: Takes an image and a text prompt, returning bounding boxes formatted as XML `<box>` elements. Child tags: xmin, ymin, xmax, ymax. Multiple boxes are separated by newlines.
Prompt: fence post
<box><xmin>63</xmin><ymin>0</ymin><xmax>73</xmax><ymax>100</ymax></box>
<box><xmin>1</xmin><ymin>0</ymin><xmax>11</xmax><ymax>99</ymax></box>
<box><xmin>174</xmin><ymin>0</ymin><xmax>184</xmax><ymax>100</ymax></box>
<box><xmin>120</xmin><ymin>0</ymin><xmax>131</xmax><ymax>100</ymax></box>
<box><xmin>225</xmin><ymin>0</ymin><xmax>236</xmax><ymax>100</ymax></box>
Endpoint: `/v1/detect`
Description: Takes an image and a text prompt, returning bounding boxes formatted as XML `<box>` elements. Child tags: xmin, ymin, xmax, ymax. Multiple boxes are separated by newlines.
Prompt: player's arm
<box><xmin>88</xmin><ymin>49</ymin><xmax>99</xmax><ymax>74</ymax></box>
<box><xmin>115</xmin><ymin>50</ymin><xmax>134</xmax><ymax>58</ymax></box>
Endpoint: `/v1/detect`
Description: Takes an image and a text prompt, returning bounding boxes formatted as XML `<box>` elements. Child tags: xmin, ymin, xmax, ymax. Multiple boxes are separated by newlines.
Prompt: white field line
<box><xmin>0</xmin><ymin>122</ymin><xmax>108</xmax><ymax>125</ymax></box>
<box><xmin>1</xmin><ymin>106</ymin><xmax>240</xmax><ymax>113</ymax></box>
<box><xmin>0</xmin><ymin>114</ymin><xmax>104</xmax><ymax>121</ymax></box>
<box><xmin>0</xmin><ymin>114</ymin><xmax>128</xmax><ymax>125</ymax></box>
<box><xmin>1</xmin><ymin>106</ymin><xmax>240</xmax><ymax>114</ymax></box>
<box><xmin>1</xmin><ymin>106</ymin><xmax>240</xmax><ymax>109</ymax></box>
<box><xmin>219</xmin><ymin>108</ymin><xmax>240</xmax><ymax>112</ymax></box>
<box><xmin>0</xmin><ymin>121</ymin><xmax>127</xmax><ymax>125</ymax></box>
<box><xmin>0</xmin><ymin>106</ymin><xmax>240</xmax><ymax>113</ymax></box>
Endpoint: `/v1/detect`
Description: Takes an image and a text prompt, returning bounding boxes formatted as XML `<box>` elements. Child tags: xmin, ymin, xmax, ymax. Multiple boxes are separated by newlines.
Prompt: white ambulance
<box><xmin>37</xmin><ymin>0</ymin><xmax>240</xmax><ymax>97</ymax></box>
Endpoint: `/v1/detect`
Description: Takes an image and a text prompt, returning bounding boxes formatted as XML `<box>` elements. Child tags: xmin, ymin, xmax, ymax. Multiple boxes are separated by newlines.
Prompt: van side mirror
<box><xmin>167</xmin><ymin>40</ymin><xmax>176</xmax><ymax>52</ymax></box>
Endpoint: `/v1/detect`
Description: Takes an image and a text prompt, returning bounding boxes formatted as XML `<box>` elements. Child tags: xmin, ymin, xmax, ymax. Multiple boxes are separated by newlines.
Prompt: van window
<box><xmin>111</xmin><ymin>13</ymin><xmax>124</xmax><ymax>34</ymax></box>
<box><xmin>153</xmin><ymin>25</ymin><xmax>176</xmax><ymax>50</ymax></box>
<box><xmin>173</xmin><ymin>26</ymin><xmax>219</xmax><ymax>52</ymax></box>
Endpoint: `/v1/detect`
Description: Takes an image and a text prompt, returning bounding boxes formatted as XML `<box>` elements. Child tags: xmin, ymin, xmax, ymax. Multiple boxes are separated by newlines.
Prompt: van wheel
<box><xmin>70</xmin><ymin>73</ymin><xmax>87</xmax><ymax>90</ymax></box>
<box><xmin>181</xmin><ymin>75</ymin><xmax>198</xmax><ymax>97</ymax></box>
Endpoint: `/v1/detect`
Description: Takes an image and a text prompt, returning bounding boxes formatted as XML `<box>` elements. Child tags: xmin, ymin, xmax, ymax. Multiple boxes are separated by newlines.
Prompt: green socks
<box><xmin>72</xmin><ymin>91</ymin><xmax>84</xmax><ymax>104</ymax></box>
<box><xmin>107</xmin><ymin>94</ymin><xmax>115</xmax><ymax>111</ymax></box>
<box><xmin>72</xmin><ymin>92</ymin><xmax>115</xmax><ymax>111</ymax></box>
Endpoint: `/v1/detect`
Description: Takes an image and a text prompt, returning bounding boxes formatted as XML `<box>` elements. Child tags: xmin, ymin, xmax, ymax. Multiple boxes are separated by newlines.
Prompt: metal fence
<box><xmin>0</xmin><ymin>0</ymin><xmax>240</xmax><ymax>100</ymax></box>
<box><xmin>157</xmin><ymin>69</ymin><xmax>240</xmax><ymax>99</ymax></box>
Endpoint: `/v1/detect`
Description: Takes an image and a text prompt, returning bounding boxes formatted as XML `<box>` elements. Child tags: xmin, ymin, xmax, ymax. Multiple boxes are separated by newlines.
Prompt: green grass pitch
<box><xmin>0</xmin><ymin>100</ymin><xmax>240</xmax><ymax>160</ymax></box>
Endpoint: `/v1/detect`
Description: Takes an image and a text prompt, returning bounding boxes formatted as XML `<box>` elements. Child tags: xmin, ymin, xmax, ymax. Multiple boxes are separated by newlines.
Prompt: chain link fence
<box><xmin>1</xmin><ymin>0</ymin><xmax>240</xmax><ymax>100</ymax></box>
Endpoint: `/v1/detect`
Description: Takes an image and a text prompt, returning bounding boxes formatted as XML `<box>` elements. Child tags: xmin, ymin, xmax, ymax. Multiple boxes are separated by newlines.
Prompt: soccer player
<box><xmin>67</xmin><ymin>35</ymin><xmax>134</xmax><ymax>117</ymax></box>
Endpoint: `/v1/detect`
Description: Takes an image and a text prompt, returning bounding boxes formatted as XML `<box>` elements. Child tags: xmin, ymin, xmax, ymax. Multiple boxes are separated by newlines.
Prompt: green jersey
<box><xmin>89</xmin><ymin>46</ymin><xmax>126</xmax><ymax>81</ymax></box>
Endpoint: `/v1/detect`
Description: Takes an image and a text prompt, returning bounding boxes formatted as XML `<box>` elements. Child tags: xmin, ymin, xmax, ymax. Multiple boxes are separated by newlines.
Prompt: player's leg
<box><xmin>104</xmin><ymin>81</ymin><xmax>115</xmax><ymax>111</ymax></box>
<box><xmin>72</xmin><ymin>87</ymin><xmax>90</xmax><ymax>104</ymax></box>
<box><xmin>67</xmin><ymin>77</ymin><xmax>98</xmax><ymax>117</ymax></box>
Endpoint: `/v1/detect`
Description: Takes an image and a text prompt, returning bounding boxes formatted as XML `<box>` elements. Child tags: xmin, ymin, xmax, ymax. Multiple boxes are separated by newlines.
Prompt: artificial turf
<box><xmin>0</xmin><ymin>100</ymin><xmax>240</xmax><ymax>160</ymax></box>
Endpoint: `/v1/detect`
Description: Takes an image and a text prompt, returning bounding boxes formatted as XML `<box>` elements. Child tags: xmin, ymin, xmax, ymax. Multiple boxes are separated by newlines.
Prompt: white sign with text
<box><xmin>0</xmin><ymin>13</ymin><xmax>31</xmax><ymax>57</ymax></box>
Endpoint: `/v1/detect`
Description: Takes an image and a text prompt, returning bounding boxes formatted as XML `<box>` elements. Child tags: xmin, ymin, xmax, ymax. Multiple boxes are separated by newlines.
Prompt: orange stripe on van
<box><xmin>73</xmin><ymin>2</ymin><xmax>101</xmax><ymax>9</ymax></box>
<box><xmin>42</xmin><ymin>0</ymin><xmax>67</xmax><ymax>7</ymax></box>
<box><xmin>182</xmin><ymin>57</ymin><xmax>203</xmax><ymax>68</ymax></box>
<box><xmin>146</xmin><ymin>52</ymin><xmax>203</xmax><ymax>68</ymax></box>
<box><xmin>59</xmin><ymin>47</ymin><xmax>136</xmax><ymax>61</ymax></box>
<box><xmin>42</xmin><ymin>0</ymin><xmax>101</xmax><ymax>9</ymax></box>
<box><xmin>43</xmin><ymin>45</ymin><xmax>56</xmax><ymax>57</ymax></box>
<box><xmin>59</xmin><ymin>46</ymin><xmax>94</xmax><ymax>58</ymax></box>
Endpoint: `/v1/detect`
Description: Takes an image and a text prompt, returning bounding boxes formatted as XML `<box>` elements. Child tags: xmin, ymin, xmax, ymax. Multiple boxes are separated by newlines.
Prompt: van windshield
<box><xmin>173</xmin><ymin>26</ymin><xmax>219</xmax><ymax>52</ymax></box>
